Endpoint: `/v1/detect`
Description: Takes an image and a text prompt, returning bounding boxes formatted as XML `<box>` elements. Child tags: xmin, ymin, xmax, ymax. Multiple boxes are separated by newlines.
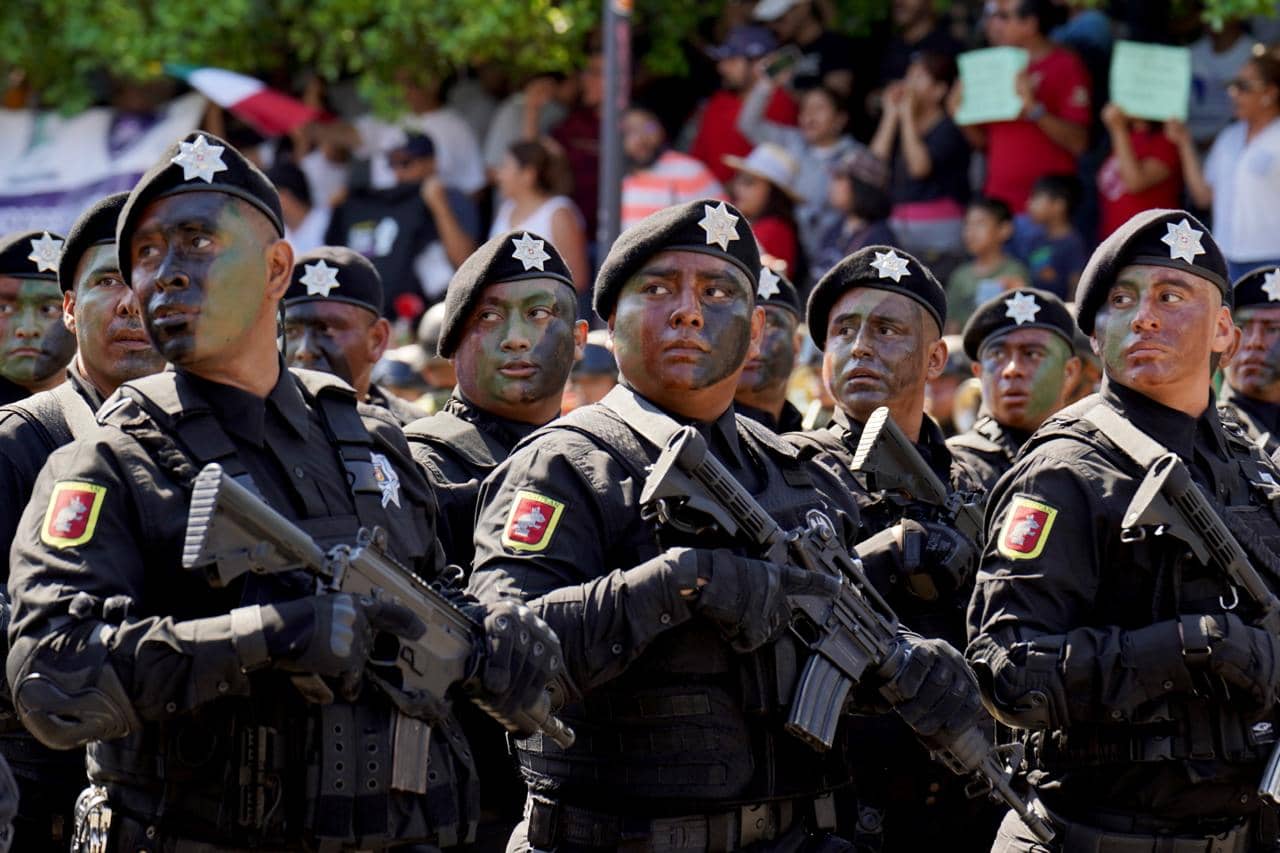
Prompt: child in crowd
<box><xmin>1096</xmin><ymin>103</ymin><xmax>1182</xmax><ymax>241</ymax></box>
<box><xmin>945</xmin><ymin>197</ymin><xmax>1030</xmax><ymax>333</ymax></box>
<box><xmin>813</xmin><ymin>148</ymin><xmax>899</xmax><ymax>278</ymax></box>
<box><xmin>1009</xmin><ymin>174</ymin><xmax>1088</xmax><ymax>299</ymax></box>
<box><xmin>725</xmin><ymin>142</ymin><xmax>804</xmax><ymax>279</ymax></box>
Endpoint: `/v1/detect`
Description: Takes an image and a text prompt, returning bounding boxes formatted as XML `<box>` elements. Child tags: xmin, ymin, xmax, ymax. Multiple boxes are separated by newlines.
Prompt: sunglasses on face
<box><xmin>1227</xmin><ymin>78</ymin><xmax>1262</xmax><ymax>93</ymax></box>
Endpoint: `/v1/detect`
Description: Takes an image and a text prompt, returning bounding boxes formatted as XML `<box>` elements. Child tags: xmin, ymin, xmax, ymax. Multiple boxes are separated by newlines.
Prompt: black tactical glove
<box><xmin>260</xmin><ymin>594</ymin><xmax>425</xmax><ymax>698</ymax></box>
<box><xmin>474</xmin><ymin>598</ymin><xmax>564</xmax><ymax>720</ymax></box>
<box><xmin>855</xmin><ymin>519</ymin><xmax>977</xmax><ymax>602</ymax></box>
<box><xmin>693</xmin><ymin>549</ymin><xmax>841</xmax><ymax>654</ymax></box>
<box><xmin>1189</xmin><ymin>612</ymin><xmax>1280</xmax><ymax>711</ymax></box>
<box><xmin>880</xmin><ymin>635</ymin><xmax>983</xmax><ymax>748</ymax></box>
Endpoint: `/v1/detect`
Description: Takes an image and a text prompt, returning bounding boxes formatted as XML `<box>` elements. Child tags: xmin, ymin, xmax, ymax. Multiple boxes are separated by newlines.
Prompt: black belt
<box><xmin>523</xmin><ymin>793</ymin><xmax>836</xmax><ymax>852</ymax></box>
<box><xmin>1037</xmin><ymin>800</ymin><xmax>1258</xmax><ymax>853</ymax></box>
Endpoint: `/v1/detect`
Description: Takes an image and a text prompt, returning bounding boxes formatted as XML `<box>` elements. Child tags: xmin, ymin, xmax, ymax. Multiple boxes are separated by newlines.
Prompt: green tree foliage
<box><xmin>2</xmin><ymin>0</ymin><xmax>1277</xmax><ymax>114</ymax></box>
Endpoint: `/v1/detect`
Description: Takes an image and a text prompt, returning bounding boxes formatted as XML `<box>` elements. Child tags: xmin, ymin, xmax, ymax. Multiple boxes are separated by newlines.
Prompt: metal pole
<box><xmin>597</xmin><ymin>0</ymin><xmax>631</xmax><ymax>255</ymax></box>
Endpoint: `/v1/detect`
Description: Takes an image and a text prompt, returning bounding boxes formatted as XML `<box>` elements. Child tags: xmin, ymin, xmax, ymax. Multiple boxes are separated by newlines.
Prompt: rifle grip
<box><xmin>784</xmin><ymin>654</ymin><xmax>854</xmax><ymax>752</ymax></box>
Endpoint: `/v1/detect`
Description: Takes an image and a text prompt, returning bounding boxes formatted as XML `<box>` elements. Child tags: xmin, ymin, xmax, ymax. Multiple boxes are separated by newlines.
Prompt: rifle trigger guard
<box><xmin>1221</xmin><ymin>585</ymin><xmax>1240</xmax><ymax>611</ymax></box>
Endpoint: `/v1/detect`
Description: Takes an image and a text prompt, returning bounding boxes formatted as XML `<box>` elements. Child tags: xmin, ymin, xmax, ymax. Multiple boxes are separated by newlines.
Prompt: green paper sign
<box><xmin>955</xmin><ymin>47</ymin><xmax>1030</xmax><ymax>126</ymax></box>
<box><xmin>1110</xmin><ymin>40</ymin><xmax>1192</xmax><ymax>122</ymax></box>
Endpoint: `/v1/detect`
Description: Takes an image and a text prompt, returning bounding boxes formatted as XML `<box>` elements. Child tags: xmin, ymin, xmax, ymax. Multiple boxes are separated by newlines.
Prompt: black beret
<box><xmin>1232</xmin><ymin>265</ymin><xmax>1280</xmax><ymax>311</ymax></box>
<box><xmin>286</xmin><ymin>246</ymin><xmax>383</xmax><ymax>315</ymax></box>
<box><xmin>58</xmin><ymin>193</ymin><xmax>128</xmax><ymax>293</ymax></box>
<box><xmin>117</xmin><ymin>132</ymin><xmax>284</xmax><ymax>285</ymax></box>
<box><xmin>594</xmin><ymin>199</ymin><xmax>760</xmax><ymax>321</ymax></box>
<box><xmin>806</xmin><ymin>245</ymin><xmax>945</xmax><ymax>350</ymax></box>
<box><xmin>1075</xmin><ymin>209</ymin><xmax>1228</xmax><ymax>335</ymax></box>
<box><xmin>962</xmin><ymin>287</ymin><xmax>1078</xmax><ymax>360</ymax></box>
<box><xmin>438</xmin><ymin>230</ymin><xmax>576</xmax><ymax>359</ymax></box>
<box><xmin>756</xmin><ymin>263</ymin><xmax>801</xmax><ymax>317</ymax></box>
<box><xmin>0</xmin><ymin>230</ymin><xmax>65</xmax><ymax>281</ymax></box>
<box><xmin>573</xmin><ymin>342</ymin><xmax>618</xmax><ymax>378</ymax></box>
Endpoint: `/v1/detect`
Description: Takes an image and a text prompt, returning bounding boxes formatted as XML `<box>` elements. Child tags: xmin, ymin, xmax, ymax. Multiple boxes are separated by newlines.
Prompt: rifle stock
<box><xmin>182</xmin><ymin>463</ymin><xmax>574</xmax><ymax>750</ymax></box>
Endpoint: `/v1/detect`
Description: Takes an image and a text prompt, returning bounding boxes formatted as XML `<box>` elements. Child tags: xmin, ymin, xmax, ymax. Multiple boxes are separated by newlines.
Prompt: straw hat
<box><xmin>723</xmin><ymin>143</ymin><xmax>803</xmax><ymax>202</ymax></box>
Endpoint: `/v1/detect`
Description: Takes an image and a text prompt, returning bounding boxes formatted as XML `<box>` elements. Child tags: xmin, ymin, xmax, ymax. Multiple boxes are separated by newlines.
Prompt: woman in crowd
<box><xmin>869</xmin><ymin>50</ymin><xmax>970</xmax><ymax>262</ymax></box>
<box><xmin>491</xmin><ymin>138</ymin><xmax>591</xmax><ymax>292</ymax></box>
<box><xmin>814</xmin><ymin>148</ymin><xmax>898</xmax><ymax>276</ymax></box>
<box><xmin>725</xmin><ymin>142</ymin><xmax>804</xmax><ymax>279</ymax></box>
<box><xmin>1171</xmin><ymin>48</ymin><xmax>1280</xmax><ymax>280</ymax></box>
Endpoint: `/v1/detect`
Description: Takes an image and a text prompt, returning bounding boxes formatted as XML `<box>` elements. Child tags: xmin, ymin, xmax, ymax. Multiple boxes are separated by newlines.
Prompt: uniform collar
<box><xmin>615</xmin><ymin>383</ymin><xmax>744</xmax><ymax>467</ymax></box>
<box><xmin>975</xmin><ymin>412</ymin><xmax>1030</xmax><ymax>452</ymax></box>
<box><xmin>1221</xmin><ymin>382</ymin><xmax>1280</xmax><ymax>436</ymax></box>
<box><xmin>0</xmin><ymin>374</ymin><xmax>27</xmax><ymax>406</ymax></box>
<box><xmin>1100</xmin><ymin>378</ymin><xmax>1229</xmax><ymax>463</ymax></box>
<box><xmin>832</xmin><ymin>406</ymin><xmax>954</xmax><ymax>482</ymax></box>
<box><xmin>65</xmin><ymin>359</ymin><xmax>106</xmax><ymax>411</ymax></box>
<box><xmin>180</xmin><ymin>359</ymin><xmax>310</xmax><ymax>445</ymax></box>
<box><xmin>445</xmin><ymin>390</ymin><xmax>546</xmax><ymax>449</ymax></box>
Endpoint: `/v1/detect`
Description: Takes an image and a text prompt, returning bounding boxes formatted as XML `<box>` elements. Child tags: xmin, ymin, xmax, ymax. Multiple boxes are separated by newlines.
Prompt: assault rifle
<box><xmin>182</xmin><ymin>463</ymin><xmax>575</xmax><ymax>753</ymax></box>
<box><xmin>1120</xmin><ymin>452</ymin><xmax>1280</xmax><ymax>804</ymax></box>
<box><xmin>640</xmin><ymin>426</ymin><xmax>1055</xmax><ymax>844</ymax></box>
<box><xmin>850</xmin><ymin>406</ymin><xmax>984</xmax><ymax>545</ymax></box>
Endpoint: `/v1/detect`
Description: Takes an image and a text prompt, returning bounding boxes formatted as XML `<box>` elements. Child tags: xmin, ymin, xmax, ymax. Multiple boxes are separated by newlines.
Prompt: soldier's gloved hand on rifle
<box><xmin>854</xmin><ymin>519</ymin><xmax>977</xmax><ymax>601</ymax></box>
<box><xmin>686</xmin><ymin>548</ymin><xmax>841</xmax><ymax>654</ymax></box>
<box><xmin>249</xmin><ymin>594</ymin><xmax>426</xmax><ymax>699</ymax></box>
<box><xmin>473</xmin><ymin>599</ymin><xmax>564</xmax><ymax>720</ymax></box>
<box><xmin>880</xmin><ymin>635</ymin><xmax>983</xmax><ymax>748</ymax></box>
<box><xmin>1185</xmin><ymin>612</ymin><xmax>1280</xmax><ymax>712</ymax></box>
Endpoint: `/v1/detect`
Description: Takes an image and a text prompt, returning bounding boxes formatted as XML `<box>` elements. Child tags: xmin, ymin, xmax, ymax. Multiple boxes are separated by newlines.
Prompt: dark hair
<box><xmin>1015</xmin><ymin>0</ymin><xmax>1064</xmax><ymax>36</ymax></box>
<box><xmin>803</xmin><ymin>85</ymin><xmax>850</xmax><ymax>117</ymax></box>
<box><xmin>915</xmin><ymin>50</ymin><xmax>958</xmax><ymax>88</ymax></box>
<box><xmin>1031</xmin><ymin>173</ymin><xmax>1081</xmax><ymax>214</ymax></box>
<box><xmin>1249</xmin><ymin>50</ymin><xmax>1280</xmax><ymax>93</ymax></box>
<box><xmin>849</xmin><ymin>175</ymin><xmax>892</xmax><ymax>223</ymax></box>
<box><xmin>508</xmin><ymin>139</ymin><xmax>573</xmax><ymax>196</ymax></box>
<box><xmin>968</xmin><ymin>196</ymin><xmax>1013</xmax><ymax>224</ymax></box>
<box><xmin>267</xmin><ymin>163</ymin><xmax>312</xmax><ymax>208</ymax></box>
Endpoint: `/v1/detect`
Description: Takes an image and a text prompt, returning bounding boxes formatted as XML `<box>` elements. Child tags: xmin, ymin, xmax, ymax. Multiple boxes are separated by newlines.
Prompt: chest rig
<box><xmin>91</xmin><ymin>370</ymin><xmax>472</xmax><ymax>850</ymax></box>
<box><xmin>514</xmin><ymin>391</ymin><xmax>855</xmax><ymax>811</ymax></box>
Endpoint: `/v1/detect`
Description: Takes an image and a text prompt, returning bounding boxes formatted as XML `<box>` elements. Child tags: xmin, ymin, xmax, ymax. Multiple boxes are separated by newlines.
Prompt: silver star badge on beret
<box><xmin>170</xmin><ymin>134</ymin><xmax>228</xmax><ymax>184</ymax></box>
<box><xmin>1004</xmin><ymin>291</ymin><xmax>1041</xmax><ymax>325</ymax></box>
<box><xmin>1160</xmin><ymin>218</ymin><xmax>1206</xmax><ymax>265</ymax></box>
<box><xmin>1263</xmin><ymin>269</ymin><xmax>1280</xmax><ymax>302</ymax></box>
<box><xmin>26</xmin><ymin>232</ymin><xmax>63</xmax><ymax>273</ymax></box>
<box><xmin>757</xmin><ymin>267</ymin><xmax>780</xmax><ymax>300</ymax></box>
<box><xmin>870</xmin><ymin>249</ymin><xmax>910</xmax><ymax>283</ymax></box>
<box><xmin>300</xmin><ymin>260</ymin><xmax>340</xmax><ymax>297</ymax></box>
<box><xmin>698</xmin><ymin>202</ymin><xmax>740</xmax><ymax>251</ymax></box>
<box><xmin>511</xmin><ymin>232</ymin><xmax>551</xmax><ymax>271</ymax></box>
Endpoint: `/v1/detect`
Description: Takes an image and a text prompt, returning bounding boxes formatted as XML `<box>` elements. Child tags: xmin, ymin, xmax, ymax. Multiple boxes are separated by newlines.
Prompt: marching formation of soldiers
<box><xmin>0</xmin><ymin>131</ymin><xmax>1279</xmax><ymax>853</ymax></box>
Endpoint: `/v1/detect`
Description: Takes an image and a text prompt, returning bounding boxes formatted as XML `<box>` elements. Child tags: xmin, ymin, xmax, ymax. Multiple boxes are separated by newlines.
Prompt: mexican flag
<box><xmin>166</xmin><ymin>64</ymin><xmax>322</xmax><ymax>137</ymax></box>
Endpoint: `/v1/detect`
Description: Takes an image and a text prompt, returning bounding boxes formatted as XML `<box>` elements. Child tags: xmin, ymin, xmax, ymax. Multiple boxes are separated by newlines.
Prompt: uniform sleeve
<box><xmin>965</xmin><ymin>446</ymin><xmax>1195</xmax><ymax>730</ymax></box>
<box><xmin>0</xmin><ymin>414</ymin><xmax>48</xmax><ymax>586</ymax></box>
<box><xmin>7</xmin><ymin>432</ymin><xmax>256</xmax><ymax>739</ymax></box>
<box><xmin>467</xmin><ymin>439</ymin><xmax>693</xmax><ymax>695</ymax></box>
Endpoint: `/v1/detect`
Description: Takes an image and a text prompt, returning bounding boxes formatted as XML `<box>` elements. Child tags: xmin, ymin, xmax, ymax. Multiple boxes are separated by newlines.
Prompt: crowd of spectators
<box><xmin>223</xmin><ymin>0</ymin><xmax>1280</xmax><ymax>339</ymax></box>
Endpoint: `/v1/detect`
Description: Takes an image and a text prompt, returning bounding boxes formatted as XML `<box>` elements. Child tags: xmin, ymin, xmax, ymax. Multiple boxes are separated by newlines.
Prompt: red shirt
<box><xmin>1096</xmin><ymin>127</ymin><xmax>1182</xmax><ymax>240</ymax></box>
<box><xmin>983</xmin><ymin>47</ymin><xmax>1091</xmax><ymax>212</ymax></box>
<box><xmin>552</xmin><ymin>107</ymin><xmax>601</xmax><ymax>236</ymax></box>
<box><xmin>752</xmin><ymin>215</ymin><xmax>799</xmax><ymax>276</ymax></box>
<box><xmin>691</xmin><ymin>88</ymin><xmax>799</xmax><ymax>184</ymax></box>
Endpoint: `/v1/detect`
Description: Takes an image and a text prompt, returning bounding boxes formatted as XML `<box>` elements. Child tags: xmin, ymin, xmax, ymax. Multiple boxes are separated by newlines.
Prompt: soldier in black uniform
<box><xmin>788</xmin><ymin>245</ymin><xmax>996</xmax><ymax>852</ymax></box>
<box><xmin>6</xmin><ymin>132</ymin><xmax>562</xmax><ymax>852</ymax></box>
<box><xmin>946</xmin><ymin>288</ymin><xmax>1081</xmax><ymax>492</ymax></box>
<box><xmin>467</xmin><ymin>200</ymin><xmax>982</xmax><ymax>853</ymax></box>
<box><xmin>406</xmin><ymin>230</ymin><xmax>586</xmax><ymax>573</ymax></box>
<box><xmin>0</xmin><ymin>192</ymin><xmax>164</xmax><ymax>851</ymax></box>
<box><xmin>0</xmin><ymin>230</ymin><xmax>75</xmax><ymax>404</ymax></box>
<box><xmin>734</xmin><ymin>263</ymin><xmax>804</xmax><ymax>433</ymax></box>
<box><xmin>283</xmin><ymin>245</ymin><xmax>426</xmax><ymax>425</ymax></box>
<box><xmin>968</xmin><ymin>209</ymin><xmax>1280</xmax><ymax>851</ymax></box>
<box><xmin>1219</xmin><ymin>265</ymin><xmax>1280</xmax><ymax>456</ymax></box>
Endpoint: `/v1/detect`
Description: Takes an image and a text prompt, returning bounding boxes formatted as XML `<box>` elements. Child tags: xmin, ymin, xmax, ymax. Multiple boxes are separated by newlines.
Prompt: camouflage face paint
<box><xmin>822</xmin><ymin>288</ymin><xmax>932</xmax><ymax>423</ymax></box>
<box><xmin>71</xmin><ymin>243</ymin><xmax>164</xmax><ymax>393</ymax></box>
<box><xmin>739</xmin><ymin>305</ymin><xmax>798</xmax><ymax>395</ymax></box>
<box><xmin>612</xmin><ymin>250</ymin><xmax>754</xmax><ymax>408</ymax></box>
<box><xmin>0</xmin><ymin>275</ymin><xmax>75</xmax><ymax>386</ymax></box>
<box><xmin>1226</xmin><ymin>305</ymin><xmax>1280</xmax><ymax>404</ymax></box>
<box><xmin>453</xmin><ymin>278</ymin><xmax>578</xmax><ymax>423</ymax></box>
<box><xmin>130</xmin><ymin>193</ymin><xmax>273</xmax><ymax>366</ymax></box>
<box><xmin>978</xmin><ymin>327</ymin><xmax>1072</xmax><ymax>433</ymax></box>
<box><xmin>284</xmin><ymin>300</ymin><xmax>380</xmax><ymax>390</ymax></box>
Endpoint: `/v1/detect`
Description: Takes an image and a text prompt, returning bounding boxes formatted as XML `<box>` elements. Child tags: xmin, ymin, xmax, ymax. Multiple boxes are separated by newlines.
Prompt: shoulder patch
<box><xmin>997</xmin><ymin>496</ymin><xmax>1057</xmax><ymax>560</ymax></box>
<box><xmin>41</xmin><ymin>481</ymin><xmax>107</xmax><ymax>548</ymax></box>
<box><xmin>501</xmin><ymin>490</ymin><xmax>566</xmax><ymax>553</ymax></box>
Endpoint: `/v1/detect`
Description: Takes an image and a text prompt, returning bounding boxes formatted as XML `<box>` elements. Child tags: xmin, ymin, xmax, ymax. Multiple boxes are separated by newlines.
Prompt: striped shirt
<box><xmin>621</xmin><ymin>151</ymin><xmax>726</xmax><ymax>232</ymax></box>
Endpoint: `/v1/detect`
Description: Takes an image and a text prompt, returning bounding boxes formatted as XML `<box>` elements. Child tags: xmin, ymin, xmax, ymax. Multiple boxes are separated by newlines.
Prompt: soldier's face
<box><xmin>1094</xmin><ymin>265</ymin><xmax>1234</xmax><ymax>402</ymax></box>
<box><xmin>284</xmin><ymin>300</ymin><xmax>386</xmax><ymax>393</ymax></box>
<box><xmin>130</xmin><ymin>194</ymin><xmax>282</xmax><ymax>367</ymax></box>
<box><xmin>738</xmin><ymin>304</ymin><xmax>798</xmax><ymax>396</ymax></box>
<box><xmin>611</xmin><ymin>251</ymin><xmax>759</xmax><ymax>405</ymax></box>
<box><xmin>0</xmin><ymin>274</ymin><xmax>76</xmax><ymax>386</ymax></box>
<box><xmin>67</xmin><ymin>244</ymin><xmax>163</xmax><ymax>391</ymax></box>
<box><xmin>977</xmin><ymin>327</ymin><xmax>1077</xmax><ymax>433</ymax></box>
<box><xmin>1226</xmin><ymin>305</ymin><xmax>1280</xmax><ymax>404</ymax></box>
<box><xmin>823</xmin><ymin>288</ymin><xmax>936</xmax><ymax>422</ymax></box>
<box><xmin>453</xmin><ymin>279</ymin><xmax>584</xmax><ymax>424</ymax></box>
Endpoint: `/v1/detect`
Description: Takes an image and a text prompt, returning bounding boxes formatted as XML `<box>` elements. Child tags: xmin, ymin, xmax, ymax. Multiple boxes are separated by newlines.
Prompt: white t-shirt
<box><xmin>489</xmin><ymin>195</ymin><xmax>583</xmax><ymax>242</ymax></box>
<box><xmin>1188</xmin><ymin>34</ymin><xmax>1257</xmax><ymax>145</ymax></box>
<box><xmin>1205</xmin><ymin>118</ymin><xmax>1280</xmax><ymax>261</ymax></box>
<box><xmin>285</xmin><ymin>206</ymin><xmax>332</xmax><ymax>255</ymax></box>
<box><xmin>357</xmin><ymin>109</ymin><xmax>488</xmax><ymax>194</ymax></box>
<box><xmin>299</xmin><ymin>149</ymin><xmax>349</xmax><ymax>210</ymax></box>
